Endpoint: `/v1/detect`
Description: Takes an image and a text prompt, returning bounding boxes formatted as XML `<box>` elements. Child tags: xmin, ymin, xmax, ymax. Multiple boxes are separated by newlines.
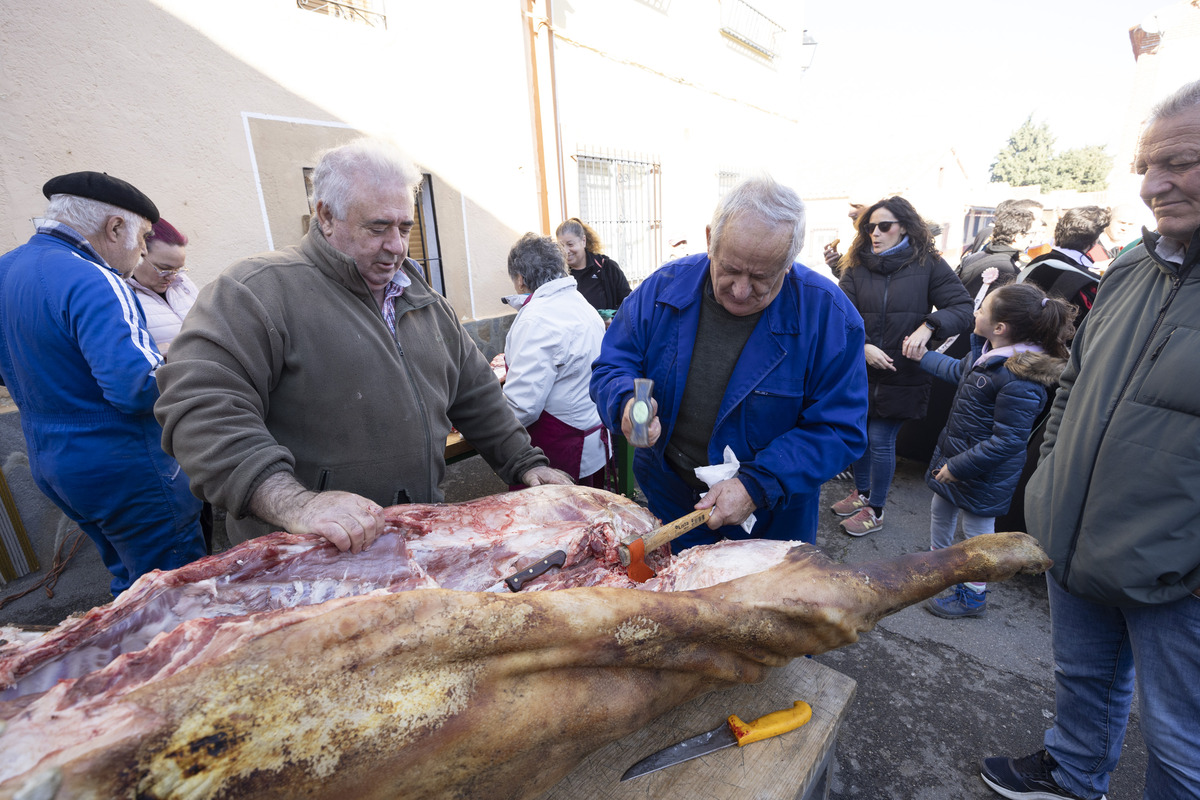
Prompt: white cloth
<box><xmin>693</xmin><ymin>445</ymin><xmax>757</xmax><ymax>533</ymax></box>
<box><xmin>128</xmin><ymin>274</ymin><xmax>200</xmax><ymax>352</ymax></box>
<box><xmin>502</xmin><ymin>276</ymin><xmax>607</xmax><ymax>477</ymax></box>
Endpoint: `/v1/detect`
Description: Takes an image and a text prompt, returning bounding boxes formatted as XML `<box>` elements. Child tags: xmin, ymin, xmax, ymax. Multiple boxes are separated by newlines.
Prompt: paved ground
<box><xmin>812</xmin><ymin>459</ymin><xmax>1146</xmax><ymax>800</ymax></box>
<box><xmin>0</xmin><ymin>425</ymin><xmax>1148</xmax><ymax>798</ymax></box>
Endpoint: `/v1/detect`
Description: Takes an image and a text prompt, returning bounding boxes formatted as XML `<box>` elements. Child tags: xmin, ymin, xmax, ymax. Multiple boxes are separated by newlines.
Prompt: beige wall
<box><xmin>1</xmin><ymin>0</ymin><xmax>814</xmax><ymax>323</ymax></box>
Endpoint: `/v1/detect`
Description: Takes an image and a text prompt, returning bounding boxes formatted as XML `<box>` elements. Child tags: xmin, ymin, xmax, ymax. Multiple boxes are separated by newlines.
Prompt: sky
<box><xmin>797</xmin><ymin>0</ymin><xmax>1173</xmax><ymax>181</ymax></box>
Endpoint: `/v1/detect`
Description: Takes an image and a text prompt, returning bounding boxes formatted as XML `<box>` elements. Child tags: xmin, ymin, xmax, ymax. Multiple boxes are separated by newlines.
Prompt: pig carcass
<box><xmin>0</xmin><ymin>485</ymin><xmax>1051</xmax><ymax>800</ymax></box>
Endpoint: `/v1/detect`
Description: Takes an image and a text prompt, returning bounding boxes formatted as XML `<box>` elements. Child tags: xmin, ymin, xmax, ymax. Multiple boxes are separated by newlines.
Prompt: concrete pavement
<box><xmin>0</xmin><ymin>424</ymin><xmax>1149</xmax><ymax>798</ymax></box>
<box><xmin>812</xmin><ymin>458</ymin><xmax>1147</xmax><ymax>800</ymax></box>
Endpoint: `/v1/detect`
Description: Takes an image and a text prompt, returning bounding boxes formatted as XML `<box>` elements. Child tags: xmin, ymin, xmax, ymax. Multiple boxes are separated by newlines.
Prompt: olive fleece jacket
<box><xmin>155</xmin><ymin>226</ymin><xmax>547</xmax><ymax>542</ymax></box>
<box><xmin>1026</xmin><ymin>228</ymin><xmax>1200</xmax><ymax>606</ymax></box>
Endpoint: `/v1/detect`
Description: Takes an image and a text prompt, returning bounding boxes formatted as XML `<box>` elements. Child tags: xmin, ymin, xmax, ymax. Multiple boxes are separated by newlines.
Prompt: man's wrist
<box><xmin>249</xmin><ymin>471</ymin><xmax>313</xmax><ymax>529</ymax></box>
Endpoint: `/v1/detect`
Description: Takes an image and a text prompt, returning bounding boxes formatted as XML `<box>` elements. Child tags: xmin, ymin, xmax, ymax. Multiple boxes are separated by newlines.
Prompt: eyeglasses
<box><xmin>152</xmin><ymin>264</ymin><xmax>188</xmax><ymax>277</ymax></box>
<box><xmin>865</xmin><ymin>221</ymin><xmax>899</xmax><ymax>234</ymax></box>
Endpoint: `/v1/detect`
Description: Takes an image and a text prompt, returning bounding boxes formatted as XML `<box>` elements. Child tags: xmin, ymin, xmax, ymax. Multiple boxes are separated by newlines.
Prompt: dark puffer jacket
<box><xmin>919</xmin><ymin>335</ymin><xmax>1065</xmax><ymax>516</ymax></box>
<box><xmin>957</xmin><ymin>242</ymin><xmax>1022</xmax><ymax>298</ymax></box>
<box><xmin>839</xmin><ymin>244</ymin><xmax>973</xmax><ymax>420</ymax></box>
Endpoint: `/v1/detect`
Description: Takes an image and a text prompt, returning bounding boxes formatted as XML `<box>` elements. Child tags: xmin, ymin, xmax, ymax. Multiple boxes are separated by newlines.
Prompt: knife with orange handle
<box><xmin>619</xmin><ymin>700</ymin><xmax>813</xmax><ymax>781</ymax></box>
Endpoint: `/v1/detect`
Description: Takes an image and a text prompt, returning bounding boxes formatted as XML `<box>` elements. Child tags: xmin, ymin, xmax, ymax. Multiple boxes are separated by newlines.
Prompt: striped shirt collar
<box><xmin>380</xmin><ymin>268</ymin><xmax>413</xmax><ymax>336</ymax></box>
<box><xmin>35</xmin><ymin>219</ymin><xmax>112</xmax><ymax>270</ymax></box>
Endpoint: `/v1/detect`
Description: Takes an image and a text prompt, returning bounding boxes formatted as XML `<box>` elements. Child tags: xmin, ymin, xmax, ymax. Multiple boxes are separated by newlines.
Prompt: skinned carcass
<box><xmin>0</xmin><ymin>485</ymin><xmax>1051</xmax><ymax>799</ymax></box>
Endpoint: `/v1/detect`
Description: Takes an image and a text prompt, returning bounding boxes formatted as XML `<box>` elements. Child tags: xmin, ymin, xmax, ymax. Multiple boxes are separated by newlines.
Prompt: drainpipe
<box><xmin>525</xmin><ymin>0</ymin><xmax>567</xmax><ymax>233</ymax></box>
<box><xmin>544</xmin><ymin>0</ymin><xmax>567</xmax><ymax>223</ymax></box>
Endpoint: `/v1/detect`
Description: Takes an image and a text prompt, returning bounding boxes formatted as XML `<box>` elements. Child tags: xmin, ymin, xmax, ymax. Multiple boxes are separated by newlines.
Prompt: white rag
<box><xmin>693</xmin><ymin>445</ymin><xmax>757</xmax><ymax>534</ymax></box>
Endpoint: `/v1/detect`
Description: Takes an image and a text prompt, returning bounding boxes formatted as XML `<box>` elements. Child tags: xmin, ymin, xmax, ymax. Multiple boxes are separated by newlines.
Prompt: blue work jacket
<box><xmin>591</xmin><ymin>255</ymin><xmax>867</xmax><ymax>546</ymax></box>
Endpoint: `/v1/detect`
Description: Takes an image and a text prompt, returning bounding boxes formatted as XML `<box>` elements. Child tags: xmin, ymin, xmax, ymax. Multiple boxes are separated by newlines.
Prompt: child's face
<box><xmin>974</xmin><ymin>293</ymin><xmax>999</xmax><ymax>340</ymax></box>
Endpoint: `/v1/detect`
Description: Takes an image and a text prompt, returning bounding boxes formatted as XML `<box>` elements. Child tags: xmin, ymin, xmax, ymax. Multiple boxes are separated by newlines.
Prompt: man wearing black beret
<box><xmin>0</xmin><ymin>172</ymin><xmax>207</xmax><ymax>596</ymax></box>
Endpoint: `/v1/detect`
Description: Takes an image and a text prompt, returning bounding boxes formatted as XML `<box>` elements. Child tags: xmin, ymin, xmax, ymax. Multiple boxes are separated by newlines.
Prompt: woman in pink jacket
<box><xmin>127</xmin><ymin>218</ymin><xmax>199</xmax><ymax>353</ymax></box>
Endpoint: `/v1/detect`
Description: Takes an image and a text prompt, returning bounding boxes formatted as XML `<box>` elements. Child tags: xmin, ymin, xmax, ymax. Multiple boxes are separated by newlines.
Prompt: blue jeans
<box><xmin>928</xmin><ymin>492</ymin><xmax>994</xmax><ymax>550</ymax></box>
<box><xmin>850</xmin><ymin>416</ymin><xmax>905</xmax><ymax>509</ymax></box>
<box><xmin>1044</xmin><ymin>576</ymin><xmax>1200</xmax><ymax>800</ymax></box>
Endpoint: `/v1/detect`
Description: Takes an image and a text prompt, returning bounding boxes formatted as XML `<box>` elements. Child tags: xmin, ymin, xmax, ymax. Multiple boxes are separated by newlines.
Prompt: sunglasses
<box><xmin>865</xmin><ymin>221</ymin><xmax>899</xmax><ymax>234</ymax></box>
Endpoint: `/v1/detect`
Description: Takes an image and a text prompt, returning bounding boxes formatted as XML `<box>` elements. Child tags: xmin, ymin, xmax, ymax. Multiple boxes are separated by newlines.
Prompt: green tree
<box><xmin>990</xmin><ymin>116</ymin><xmax>1056</xmax><ymax>187</ymax></box>
<box><xmin>990</xmin><ymin>117</ymin><xmax>1112</xmax><ymax>192</ymax></box>
<box><xmin>1044</xmin><ymin>145</ymin><xmax>1113</xmax><ymax>191</ymax></box>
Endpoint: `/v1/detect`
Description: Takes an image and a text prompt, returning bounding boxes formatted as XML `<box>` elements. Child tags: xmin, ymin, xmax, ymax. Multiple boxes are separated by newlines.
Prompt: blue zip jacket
<box><xmin>591</xmin><ymin>255</ymin><xmax>867</xmax><ymax>546</ymax></box>
<box><xmin>0</xmin><ymin>229</ymin><xmax>203</xmax><ymax>593</ymax></box>
<box><xmin>919</xmin><ymin>335</ymin><xmax>1064</xmax><ymax>516</ymax></box>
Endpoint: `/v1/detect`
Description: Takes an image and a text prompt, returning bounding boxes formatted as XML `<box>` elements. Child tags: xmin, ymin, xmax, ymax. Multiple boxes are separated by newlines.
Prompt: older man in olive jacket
<box><xmin>156</xmin><ymin>139</ymin><xmax>569</xmax><ymax>551</ymax></box>
<box><xmin>981</xmin><ymin>79</ymin><xmax>1200</xmax><ymax>800</ymax></box>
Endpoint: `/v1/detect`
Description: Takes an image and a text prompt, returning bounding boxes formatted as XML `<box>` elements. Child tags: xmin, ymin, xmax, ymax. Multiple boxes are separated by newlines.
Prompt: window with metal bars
<box><xmin>717</xmin><ymin>168</ymin><xmax>743</xmax><ymax>199</ymax></box>
<box><xmin>576</xmin><ymin>150</ymin><xmax>662</xmax><ymax>285</ymax></box>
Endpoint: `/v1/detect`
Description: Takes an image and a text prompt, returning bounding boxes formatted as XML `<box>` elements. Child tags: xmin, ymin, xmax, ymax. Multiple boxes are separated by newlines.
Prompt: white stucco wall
<box><xmin>1</xmin><ymin>0</ymin><xmax>813</xmax><ymax>322</ymax></box>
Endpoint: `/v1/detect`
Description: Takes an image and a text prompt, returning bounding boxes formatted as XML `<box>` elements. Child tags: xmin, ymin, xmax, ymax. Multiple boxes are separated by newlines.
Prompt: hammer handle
<box><xmin>618</xmin><ymin>508</ymin><xmax>712</xmax><ymax>566</ymax></box>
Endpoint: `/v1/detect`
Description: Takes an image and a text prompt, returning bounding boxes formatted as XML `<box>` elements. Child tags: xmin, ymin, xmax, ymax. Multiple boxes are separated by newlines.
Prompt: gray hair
<box><xmin>45</xmin><ymin>194</ymin><xmax>146</xmax><ymax>248</ymax></box>
<box><xmin>709</xmin><ymin>176</ymin><xmax>806</xmax><ymax>267</ymax></box>
<box><xmin>507</xmin><ymin>233</ymin><xmax>567</xmax><ymax>291</ymax></box>
<box><xmin>1147</xmin><ymin>78</ymin><xmax>1200</xmax><ymax>126</ymax></box>
<box><xmin>312</xmin><ymin>138</ymin><xmax>423</xmax><ymax>220</ymax></box>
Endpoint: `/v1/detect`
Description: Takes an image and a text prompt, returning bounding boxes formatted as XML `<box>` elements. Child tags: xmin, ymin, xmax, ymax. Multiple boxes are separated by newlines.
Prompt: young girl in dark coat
<box><xmin>907</xmin><ymin>282</ymin><xmax>1073</xmax><ymax>618</ymax></box>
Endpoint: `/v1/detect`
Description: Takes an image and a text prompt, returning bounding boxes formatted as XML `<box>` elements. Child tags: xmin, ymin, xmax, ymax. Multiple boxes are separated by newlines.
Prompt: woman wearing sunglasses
<box><xmin>127</xmin><ymin>218</ymin><xmax>200</xmax><ymax>353</ymax></box>
<box><xmin>831</xmin><ymin>197</ymin><xmax>973</xmax><ymax>536</ymax></box>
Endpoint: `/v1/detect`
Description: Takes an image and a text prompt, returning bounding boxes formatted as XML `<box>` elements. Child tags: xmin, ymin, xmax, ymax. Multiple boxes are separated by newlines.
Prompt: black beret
<box><xmin>42</xmin><ymin>171</ymin><xmax>160</xmax><ymax>224</ymax></box>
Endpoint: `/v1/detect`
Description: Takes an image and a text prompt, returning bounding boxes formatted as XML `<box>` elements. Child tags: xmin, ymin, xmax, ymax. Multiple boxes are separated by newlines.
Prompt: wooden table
<box><xmin>535</xmin><ymin>656</ymin><xmax>856</xmax><ymax>800</ymax></box>
<box><xmin>445</xmin><ymin>431</ymin><xmax>476</xmax><ymax>464</ymax></box>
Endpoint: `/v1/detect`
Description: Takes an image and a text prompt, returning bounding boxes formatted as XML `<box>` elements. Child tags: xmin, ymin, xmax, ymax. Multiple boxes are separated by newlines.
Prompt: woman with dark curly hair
<box><xmin>831</xmin><ymin>197</ymin><xmax>973</xmax><ymax>535</ymax></box>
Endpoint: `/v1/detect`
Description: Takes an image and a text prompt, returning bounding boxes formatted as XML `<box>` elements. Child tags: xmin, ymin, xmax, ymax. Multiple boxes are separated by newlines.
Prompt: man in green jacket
<box><xmin>155</xmin><ymin>139</ymin><xmax>569</xmax><ymax>552</ymax></box>
<box><xmin>980</xmin><ymin>79</ymin><xmax>1200</xmax><ymax>800</ymax></box>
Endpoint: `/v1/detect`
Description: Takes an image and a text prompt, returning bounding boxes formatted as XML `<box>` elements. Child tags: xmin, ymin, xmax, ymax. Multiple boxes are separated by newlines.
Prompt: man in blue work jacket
<box><xmin>590</xmin><ymin>176</ymin><xmax>868</xmax><ymax>550</ymax></box>
<box><xmin>0</xmin><ymin>172</ymin><xmax>205</xmax><ymax>595</ymax></box>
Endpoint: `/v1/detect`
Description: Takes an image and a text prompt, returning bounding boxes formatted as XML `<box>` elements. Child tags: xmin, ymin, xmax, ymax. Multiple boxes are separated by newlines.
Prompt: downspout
<box><xmin>525</xmin><ymin>0</ymin><xmax>567</xmax><ymax>233</ymax></box>
<box><xmin>544</xmin><ymin>0</ymin><xmax>567</xmax><ymax>223</ymax></box>
<box><xmin>526</xmin><ymin>0</ymin><xmax>551</xmax><ymax>234</ymax></box>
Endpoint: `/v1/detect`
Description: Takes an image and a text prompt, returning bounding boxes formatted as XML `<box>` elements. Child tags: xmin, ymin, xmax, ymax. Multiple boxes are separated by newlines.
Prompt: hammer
<box><xmin>618</xmin><ymin>508</ymin><xmax>713</xmax><ymax>583</ymax></box>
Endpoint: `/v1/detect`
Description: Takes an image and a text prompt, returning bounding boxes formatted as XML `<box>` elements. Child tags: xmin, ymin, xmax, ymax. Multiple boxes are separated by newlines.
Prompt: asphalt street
<box><xmin>0</xmin><ymin>418</ymin><xmax>1149</xmax><ymax>798</ymax></box>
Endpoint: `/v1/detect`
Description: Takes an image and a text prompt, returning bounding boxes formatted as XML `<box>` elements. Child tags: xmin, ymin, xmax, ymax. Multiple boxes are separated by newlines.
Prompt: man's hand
<box><xmin>864</xmin><ymin>343</ymin><xmax>895</xmax><ymax>372</ymax></box>
<box><xmin>249</xmin><ymin>472</ymin><xmax>384</xmax><ymax>554</ymax></box>
<box><xmin>621</xmin><ymin>396</ymin><xmax>662</xmax><ymax>447</ymax></box>
<box><xmin>902</xmin><ymin>324</ymin><xmax>934</xmax><ymax>361</ymax></box>
<box><xmin>521</xmin><ymin>465</ymin><xmax>575</xmax><ymax>486</ymax></box>
<box><xmin>695</xmin><ymin>477</ymin><xmax>757</xmax><ymax>529</ymax></box>
<box><xmin>933</xmin><ymin>464</ymin><xmax>958</xmax><ymax>484</ymax></box>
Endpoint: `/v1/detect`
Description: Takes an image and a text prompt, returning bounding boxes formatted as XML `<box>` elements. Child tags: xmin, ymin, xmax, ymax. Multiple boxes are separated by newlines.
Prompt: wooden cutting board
<box><xmin>535</xmin><ymin>656</ymin><xmax>857</xmax><ymax>800</ymax></box>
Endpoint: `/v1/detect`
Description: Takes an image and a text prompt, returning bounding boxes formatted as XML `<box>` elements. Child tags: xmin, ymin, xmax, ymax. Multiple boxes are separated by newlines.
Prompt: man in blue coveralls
<box><xmin>590</xmin><ymin>176</ymin><xmax>868</xmax><ymax>550</ymax></box>
<box><xmin>0</xmin><ymin>172</ymin><xmax>206</xmax><ymax>594</ymax></box>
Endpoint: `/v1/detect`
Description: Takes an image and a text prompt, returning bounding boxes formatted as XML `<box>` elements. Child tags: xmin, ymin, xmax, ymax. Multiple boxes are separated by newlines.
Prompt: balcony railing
<box><xmin>297</xmin><ymin>0</ymin><xmax>387</xmax><ymax>30</ymax></box>
<box><xmin>719</xmin><ymin>0</ymin><xmax>785</xmax><ymax>59</ymax></box>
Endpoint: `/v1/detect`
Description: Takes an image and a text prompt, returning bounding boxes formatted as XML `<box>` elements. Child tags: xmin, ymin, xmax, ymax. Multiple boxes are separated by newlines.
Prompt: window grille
<box><xmin>297</xmin><ymin>0</ymin><xmax>386</xmax><ymax>30</ymax></box>
<box><xmin>577</xmin><ymin>149</ymin><xmax>662</xmax><ymax>284</ymax></box>
<box><xmin>717</xmin><ymin>168</ymin><xmax>743</xmax><ymax>199</ymax></box>
<box><xmin>719</xmin><ymin>0</ymin><xmax>785</xmax><ymax>59</ymax></box>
